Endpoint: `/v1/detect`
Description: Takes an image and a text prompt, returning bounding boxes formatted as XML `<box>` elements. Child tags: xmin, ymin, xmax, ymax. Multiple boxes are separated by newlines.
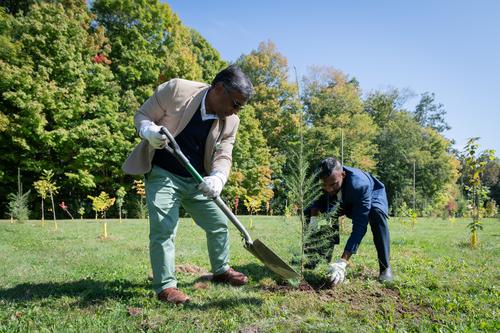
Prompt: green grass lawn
<box><xmin>0</xmin><ymin>216</ymin><xmax>498</xmax><ymax>332</ymax></box>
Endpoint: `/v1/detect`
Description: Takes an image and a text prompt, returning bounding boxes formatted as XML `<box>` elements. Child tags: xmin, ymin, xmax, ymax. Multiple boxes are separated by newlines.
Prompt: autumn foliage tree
<box><xmin>0</xmin><ymin>1</ymin><xmax>495</xmax><ymax>220</ymax></box>
<box><xmin>303</xmin><ymin>66</ymin><xmax>378</xmax><ymax>171</ymax></box>
<box><xmin>88</xmin><ymin>191</ymin><xmax>115</xmax><ymax>239</ymax></box>
<box><xmin>225</xmin><ymin>105</ymin><xmax>273</xmax><ymax>213</ymax></box>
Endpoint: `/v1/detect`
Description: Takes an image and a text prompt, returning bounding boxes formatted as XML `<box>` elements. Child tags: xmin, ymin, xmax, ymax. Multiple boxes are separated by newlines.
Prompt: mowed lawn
<box><xmin>0</xmin><ymin>216</ymin><xmax>498</xmax><ymax>332</ymax></box>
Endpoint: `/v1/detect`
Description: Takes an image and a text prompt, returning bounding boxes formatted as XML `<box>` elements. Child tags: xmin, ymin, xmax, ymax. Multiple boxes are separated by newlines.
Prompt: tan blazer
<box><xmin>122</xmin><ymin>78</ymin><xmax>239</xmax><ymax>178</ymax></box>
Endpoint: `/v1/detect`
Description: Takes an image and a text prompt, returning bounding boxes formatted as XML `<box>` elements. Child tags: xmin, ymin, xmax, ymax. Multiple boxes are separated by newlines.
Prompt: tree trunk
<box><xmin>41</xmin><ymin>199</ymin><xmax>45</xmax><ymax>226</ymax></box>
<box><xmin>49</xmin><ymin>191</ymin><xmax>57</xmax><ymax>230</ymax></box>
<box><xmin>300</xmin><ymin>206</ymin><xmax>305</xmax><ymax>277</ymax></box>
<box><xmin>103</xmin><ymin>222</ymin><xmax>108</xmax><ymax>239</ymax></box>
<box><xmin>471</xmin><ymin>229</ymin><xmax>478</xmax><ymax>248</ymax></box>
<box><xmin>50</xmin><ymin>191</ymin><xmax>56</xmax><ymax>221</ymax></box>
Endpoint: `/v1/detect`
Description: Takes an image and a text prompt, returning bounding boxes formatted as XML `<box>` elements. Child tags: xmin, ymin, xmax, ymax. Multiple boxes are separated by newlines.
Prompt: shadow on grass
<box><xmin>176</xmin><ymin>262</ymin><xmax>286</xmax><ymax>288</ymax></box>
<box><xmin>1</xmin><ymin>278</ymin><xmax>264</xmax><ymax>310</ymax></box>
<box><xmin>228</xmin><ymin>262</ymin><xmax>289</xmax><ymax>283</ymax></box>
<box><xmin>0</xmin><ymin>278</ymin><xmax>149</xmax><ymax>307</ymax></box>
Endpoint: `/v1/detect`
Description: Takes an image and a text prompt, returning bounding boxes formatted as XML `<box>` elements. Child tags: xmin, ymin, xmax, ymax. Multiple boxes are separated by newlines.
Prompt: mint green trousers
<box><xmin>145</xmin><ymin>165</ymin><xmax>230</xmax><ymax>294</ymax></box>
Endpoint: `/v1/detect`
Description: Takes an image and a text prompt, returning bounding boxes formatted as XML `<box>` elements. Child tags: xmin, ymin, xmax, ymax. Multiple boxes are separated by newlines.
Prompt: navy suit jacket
<box><xmin>312</xmin><ymin>166</ymin><xmax>388</xmax><ymax>253</ymax></box>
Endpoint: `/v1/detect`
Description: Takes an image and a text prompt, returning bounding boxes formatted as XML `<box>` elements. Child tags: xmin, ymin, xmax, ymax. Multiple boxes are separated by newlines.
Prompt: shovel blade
<box><xmin>245</xmin><ymin>239</ymin><xmax>300</xmax><ymax>280</ymax></box>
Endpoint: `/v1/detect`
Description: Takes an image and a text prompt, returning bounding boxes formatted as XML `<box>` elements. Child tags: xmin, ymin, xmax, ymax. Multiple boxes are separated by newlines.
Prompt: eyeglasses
<box><xmin>231</xmin><ymin>99</ymin><xmax>244</xmax><ymax>110</ymax></box>
<box><xmin>223</xmin><ymin>84</ymin><xmax>245</xmax><ymax>110</ymax></box>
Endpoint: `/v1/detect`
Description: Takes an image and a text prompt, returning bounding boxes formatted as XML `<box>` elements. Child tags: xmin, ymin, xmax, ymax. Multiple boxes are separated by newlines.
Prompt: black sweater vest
<box><xmin>152</xmin><ymin>105</ymin><xmax>215</xmax><ymax>177</ymax></box>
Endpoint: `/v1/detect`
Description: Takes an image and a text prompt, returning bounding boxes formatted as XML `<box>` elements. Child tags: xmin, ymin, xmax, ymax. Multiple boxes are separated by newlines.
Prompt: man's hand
<box><xmin>309</xmin><ymin>216</ymin><xmax>319</xmax><ymax>232</ymax></box>
<box><xmin>139</xmin><ymin>123</ymin><xmax>168</xmax><ymax>149</ymax></box>
<box><xmin>198</xmin><ymin>172</ymin><xmax>226</xmax><ymax>198</ymax></box>
<box><xmin>328</xmin><ymin>258</ymin><xmax>348</xmax><ymax>285</ymax></box>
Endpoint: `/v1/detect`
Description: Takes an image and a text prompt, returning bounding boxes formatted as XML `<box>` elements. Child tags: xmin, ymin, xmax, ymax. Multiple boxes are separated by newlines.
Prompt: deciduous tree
<box><xmin>303</xmin><ymin>66</ymin><xmax>378</xmax><ymax>171</ymax></box>
<box><xmin>225</xmin><ymin>105</ymin><xmax>273</xmax><ymax>213</ymax></box>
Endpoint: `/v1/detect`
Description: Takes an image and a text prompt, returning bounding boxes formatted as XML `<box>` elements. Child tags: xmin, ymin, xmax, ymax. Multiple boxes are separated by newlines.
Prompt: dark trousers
<box><xmin>368</xmin><ymin>208</ymin><xmax>391</xmax><ymax>271</ymax></box>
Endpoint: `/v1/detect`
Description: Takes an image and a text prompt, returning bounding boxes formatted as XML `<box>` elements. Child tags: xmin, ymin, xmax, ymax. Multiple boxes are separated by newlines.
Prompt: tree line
<box><xmin>1</xmin><ymin>0</ymin><xmax>498</xmax><ymax>219</ymax></box>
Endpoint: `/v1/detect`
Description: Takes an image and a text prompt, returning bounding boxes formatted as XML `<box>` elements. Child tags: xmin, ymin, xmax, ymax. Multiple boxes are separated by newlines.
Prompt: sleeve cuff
<box><xmin>210</xmin><ymin>171</ymin><xmax>227</xmax><ymax>185</ymax></box>
<box><xmin>138</xmin><ymin>121</ymin><xmax>153</xmax><ymax>139</ymax></box>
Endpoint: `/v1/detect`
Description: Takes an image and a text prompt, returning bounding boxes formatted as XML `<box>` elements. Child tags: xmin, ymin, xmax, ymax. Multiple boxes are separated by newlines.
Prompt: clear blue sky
<box><xmin>166</xmin><ymin>0</ymin><xmax>499</xmax><ymax>155</ymax></box>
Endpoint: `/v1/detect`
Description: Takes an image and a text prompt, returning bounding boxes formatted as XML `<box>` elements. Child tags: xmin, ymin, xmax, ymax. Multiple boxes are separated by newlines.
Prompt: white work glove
<box><xmin>309</xmin><ymin>216</ymin><xmax>319</xmax><ymax>232</ymax></box>
<box><xmin>139</xmin><ymin>123</ymin><xmax>168</xmax><ymax>149</ymax></box>
<box><xmin>328</xmin><ymin>258</ymin><xmax>348</xmax><ymax>286</ymax></box>
<box><xmin>198</xmin><ymin>172</ymin><xmax>226</xmax><ymax>198</ymax></box>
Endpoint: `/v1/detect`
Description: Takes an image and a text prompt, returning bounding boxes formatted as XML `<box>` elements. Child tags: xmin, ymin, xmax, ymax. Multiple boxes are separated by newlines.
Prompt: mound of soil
<box><xmin>176</xmin><ymin>264</ymin><xmax>208</xmax><ymax>275</ymax></box>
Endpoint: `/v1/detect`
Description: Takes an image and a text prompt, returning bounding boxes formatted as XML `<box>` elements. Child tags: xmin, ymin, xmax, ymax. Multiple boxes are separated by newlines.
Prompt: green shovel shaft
<box><xmin>213</xmin><ymin>196</ymin><xmax>253</xmax><ymax>244</ymax></box>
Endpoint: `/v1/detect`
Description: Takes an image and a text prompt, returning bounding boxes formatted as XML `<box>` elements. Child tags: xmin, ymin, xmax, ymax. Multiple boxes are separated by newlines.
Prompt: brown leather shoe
<box><xmin>157</xmin><ymin>288</ymin><xmax>190</xmax><ymax>304</ymax></box>
<box><xmin>212</xmin><ymin>268</ymin><xmax>248</xmax><ymax>286</ymax></box>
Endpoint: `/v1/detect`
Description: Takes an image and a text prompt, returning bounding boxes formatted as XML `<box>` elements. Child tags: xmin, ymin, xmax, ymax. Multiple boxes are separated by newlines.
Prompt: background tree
<box><xmin>364</xmin><ymin>88</ymin><xmax>413</xmax><ymax>126</ymax></box>
<box><xmin>88</xmin><ymin>191</ymin><xmax>115</xmax><ymax>239</ymax></box>
<box><xmin>0</xmin><ymin>0</ymin><xmax>39</xmax><ymax>15</ymax></box>
<box><xmin>7</xmin><ymin>168</ymin><xmax>30</xmax><ymax>223</ymax></box>
<box><xmin>236</xmin><ymin>41</ymin><xmax>301</xmax><ymax>157</ymax></box>
<box><xmin>189</xmin><ymin>29</ymin><xmax>227</xmax><ymax>83</ymax></box>
<box><xmin>33</xmin><ymin>176</ymin><xmax>50</xmax><ymax>226</ymax></box>
<box><xmin>283</xmin><ymin>74</ymin><xmax>321</xmax><ymax>277</ymax></box>
<box><xmin>92</xmin><ymin>0</ymin><xmax>202</xmax><ymax>104</ymax></box>
<box><xmin>461</xmin><ymin>138</ymin><xmax>495</xmax><ymax>248</ymax></box>
<box><xmin>116</xmin><ymin>186</ymin><xmax>126</xmax><ymax>223</ymax></box>
<box><xmin>303</xmin><ymin>66</ymin><xmax>378</xmax><ymax>171</ymax></box>
<box><xmin>0</xmin><ymin>2</ymin><xmax>498</xmax><ymax>221</ymax></box>
<box><xmin>481</xmin><ymin>157</ymin><xmax>500</xmax><ymax>207</ymax></box>
<box><xmin>78</xmin><ymin>206</ymin><xmax>85</xmax><ymax>220</ymax></box>
<box><xmin>0</xmin><ymin>1</ymin><xmax>130</xmax><ymax>214</ymax></box>
<box><xmin>225</xmin><ymin>105</ymin><xmax>273</xmax><ymax>213</ymax></box>
<box><xmin>243</xmin><ymin>195</ymin><xmax>261</xmax><ymax>230</ymax></box>
<box><xmin>367</xmin><ymin>89</ymin><xmax>458</xmax><ymax>214</ymax></box>
<box><xmin>413</xmin><ymin>92</ymin><xmax>450</xmax><ymax>133</ymax></box>
<box><xmin>235</xmin><ymin>41</ymin><xmax>301</xmax><ymax>213</ymax></box>
<box><xmin>36</xmin><ymin>170</ymin><xmax>59</xmax><ymax>225</ymax></box>
<box><xmin>132</xmin><ymin>179</ymin><xmax>146</xmax><ymax>219</ymax></box>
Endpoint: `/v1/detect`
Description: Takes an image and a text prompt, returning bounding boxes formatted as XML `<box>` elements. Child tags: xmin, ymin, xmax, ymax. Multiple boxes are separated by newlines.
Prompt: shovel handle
<box><xmin>159</xmin><ymin>127</ymin><xmax>254</xmax><ymax>245</ymax></box>
<box><xmin>213</xmin><ymin>196</ymin><xmax>253</xmax><ymax>245</ymax></box>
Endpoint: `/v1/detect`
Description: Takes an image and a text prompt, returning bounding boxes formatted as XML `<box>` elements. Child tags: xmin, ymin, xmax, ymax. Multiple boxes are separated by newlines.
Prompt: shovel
<box><xmin>159</xmin><ymin>127</ymin><xmax>300</xmax><ymax>280</ymax></box>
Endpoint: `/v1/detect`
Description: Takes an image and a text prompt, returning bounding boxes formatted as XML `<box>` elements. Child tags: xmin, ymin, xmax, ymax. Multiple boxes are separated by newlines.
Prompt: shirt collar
<box><xmin>201</xmin><ymin>89</ymin><xmax>219</xmax><ymax>121</ymax></box>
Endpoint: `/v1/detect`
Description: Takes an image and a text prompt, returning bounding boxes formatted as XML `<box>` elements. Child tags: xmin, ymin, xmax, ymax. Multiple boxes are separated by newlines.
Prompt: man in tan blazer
<box><xmin>123</xmin><ymin>65</ymin><xmax>253</xmax><ymax>304</ymax></box>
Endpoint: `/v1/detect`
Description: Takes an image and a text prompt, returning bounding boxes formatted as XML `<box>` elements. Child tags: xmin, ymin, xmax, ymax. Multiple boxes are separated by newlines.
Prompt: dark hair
<box><xmin>319</xmin><ymin>157</ymin><xmax>343</xmax><ymax>179</ymax></box>
<box><xmin>211</xmin><ymin>65</ymin><xmax>254</xmax><ymax>100</ymax></box>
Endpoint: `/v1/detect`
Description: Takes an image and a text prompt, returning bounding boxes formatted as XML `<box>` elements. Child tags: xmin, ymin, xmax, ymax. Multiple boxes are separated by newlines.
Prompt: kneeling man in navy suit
<box><xmin>309</xmin><ymin>157</ymin><xmax>393</xmax><ymax>285</ymax></box>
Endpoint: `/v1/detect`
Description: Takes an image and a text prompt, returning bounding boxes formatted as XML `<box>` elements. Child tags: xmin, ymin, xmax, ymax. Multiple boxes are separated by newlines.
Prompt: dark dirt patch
<box><xmin>10</xmin><ymin>311</ymin><xmax>23</xmax><ymax>320</ymax></box>
<box><xmin>176</xmin><ymin>264</ymin><xmax>208</xmax><ymax>275</ymax></box>
<box><xmin>97</xmin><ymin>235</ymin><xmax>118</xmax><ymax>241</ymax></box>
<box><xmin>257</xmin><ymin>267</ymin><xmax>438</xmax><ymax>323</ymax></box>
<box><xmin>318</xmin><ymin>286</ymin><xmax>437</xmax><ymax>321</ymax></box>
<box><xmin>147</xmin><ymin>264</ymin><xmax>208</xmax><ymax>281</ymax></box>
<box><xmin>194</xmin><ymin>282</ymin><xmax>209</xmax><ymax>289</ymax></box>
<box><xmin>239</xmin><ymin>325</ymin><xmax>261</xmax><ymax>333</ymax></box>
<box><xmin>127</xmin><ymin>307</ymin><xmax>142</xmax><ymax>317</ymax></box>
<box><xmin>260</xmin><ymin>281</ymin><xmax>315</xmax><ymax>293</ymax></box>
<box><xmin>140</xmin><ymin>315</ymin><xmax>166</xmax><ymax>331</ymax></box>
